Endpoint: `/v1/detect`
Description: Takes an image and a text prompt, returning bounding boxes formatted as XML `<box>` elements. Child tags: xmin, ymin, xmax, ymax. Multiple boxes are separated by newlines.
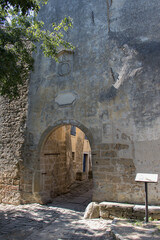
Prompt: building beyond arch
<box><xmin>31</xmin><ymin>125</ymin><xmax>92</xmax><ymax>204</ymax></box>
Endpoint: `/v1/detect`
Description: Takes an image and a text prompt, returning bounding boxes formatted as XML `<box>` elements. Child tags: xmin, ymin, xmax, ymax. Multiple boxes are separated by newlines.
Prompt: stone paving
<box><xmin>0</xmin><ymin>180</ymin><xmax>113</xmax><ymax>240</ymax></box>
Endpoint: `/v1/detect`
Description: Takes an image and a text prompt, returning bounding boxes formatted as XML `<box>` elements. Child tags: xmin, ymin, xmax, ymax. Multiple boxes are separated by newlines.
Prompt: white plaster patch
<box><xmin>55</xmin><ymin>92</ymin><xmax>76</xmax><ymax>106</ymax></box>
<box><xmin>139</xmin><ymin>36</ymin><xmax>149</xmax><ymax>42</ymax></box>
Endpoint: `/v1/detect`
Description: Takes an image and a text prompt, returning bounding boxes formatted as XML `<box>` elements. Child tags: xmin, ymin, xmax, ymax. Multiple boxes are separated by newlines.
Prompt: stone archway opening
<box><xmin>38</xmin><ymin>125</ymin><xmax>93</xmax><ymax>204</ymax></box>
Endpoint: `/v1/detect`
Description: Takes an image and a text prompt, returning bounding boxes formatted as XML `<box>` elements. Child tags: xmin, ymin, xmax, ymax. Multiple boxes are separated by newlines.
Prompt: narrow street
<box><xmin>0</xmin><ymin>180</ymin><xmax>113</xmax><ymax>240</ymax></box>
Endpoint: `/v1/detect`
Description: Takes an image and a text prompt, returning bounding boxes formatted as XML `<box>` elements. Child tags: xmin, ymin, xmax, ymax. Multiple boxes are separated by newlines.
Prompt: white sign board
<box><xmin>135</xmin><ymin>173</ymin><xmax>158</xmax><ymax>183</ymax></box>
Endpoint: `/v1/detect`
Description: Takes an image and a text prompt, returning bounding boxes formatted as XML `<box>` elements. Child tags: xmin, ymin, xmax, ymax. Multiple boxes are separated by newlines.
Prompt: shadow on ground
<box><xmin>0</xmin><ymin>180</ymin><xmax>114</xmax><ymax>240</ymax></box>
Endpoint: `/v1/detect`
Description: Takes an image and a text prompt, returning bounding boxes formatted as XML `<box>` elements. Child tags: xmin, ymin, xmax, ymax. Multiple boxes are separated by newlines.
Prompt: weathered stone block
<box><xmin>101</xmin><ymin>151</ymin><xmax>117</xmax><ymax>158</ymax></box>
<box><xmin>96</xmin><ymin>144</ymin><xmax>110</xmax><ymax>150</ymax></box>
<box><xmin>100</xmin><ymin>202</ymin><xmax>133</xmax><ymax>219</ymax></box>
<box><xmin>84</xmin><ymin>202</ymin><xmax>100</xmax><ymax>219</ymax></box>
<box><xmin>113</xmin><ymin>144</ymin><xmax>129</xmax><ymax>150</ymax></box>
<box><xmin>76</xmin><ymin>172</ymin><xmax>87</xmax><ymax>181</ymax></box>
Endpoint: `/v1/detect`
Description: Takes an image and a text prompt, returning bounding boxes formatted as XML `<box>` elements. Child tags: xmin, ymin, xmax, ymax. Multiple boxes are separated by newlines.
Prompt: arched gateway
<box><xmin>31</xmin><ymin>122</ymin><xmax>93</xmax><ymax>204</ymax></box>
<box><xmin>0</xmin><ymin>0</ymin><xmax>160</xmax><ymax>205</ymax></box>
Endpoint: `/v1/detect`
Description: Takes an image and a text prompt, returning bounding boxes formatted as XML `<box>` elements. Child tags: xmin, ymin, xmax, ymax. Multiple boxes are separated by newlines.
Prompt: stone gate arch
<box><xmin>38</xmin><ymin>120</ymin><xmax>94</xmax><ymax>152</ymax></box>
<box><xmin>33</xmin><ymin>120</ymin><xmax>94</xmax><ymax>204</ymax></box>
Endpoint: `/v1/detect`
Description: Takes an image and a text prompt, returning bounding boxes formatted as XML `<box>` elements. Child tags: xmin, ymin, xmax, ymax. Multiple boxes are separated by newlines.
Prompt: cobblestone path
<box><xmin>0</xmin><ymin>180</ymin><xmax>113</xmax><ymax>240</ymax></box>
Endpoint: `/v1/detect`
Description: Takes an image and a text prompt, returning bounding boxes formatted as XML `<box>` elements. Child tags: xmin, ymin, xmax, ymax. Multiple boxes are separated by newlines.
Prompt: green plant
<box><xmin>0</xmin><ymin>0</ymin><xmax>74</xmax><ymax>98</ymax></box>
<box><xmin>134</xmin><ymin>220</ymin><xmax>143</xmax><ymax>226</ymax></box>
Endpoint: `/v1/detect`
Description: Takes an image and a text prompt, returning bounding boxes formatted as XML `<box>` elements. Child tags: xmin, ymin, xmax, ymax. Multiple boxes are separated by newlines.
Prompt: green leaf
<box><xmin>0</xmin><ymin>0</ymin><xmax>74</xmax><ymax>98</ymax></box>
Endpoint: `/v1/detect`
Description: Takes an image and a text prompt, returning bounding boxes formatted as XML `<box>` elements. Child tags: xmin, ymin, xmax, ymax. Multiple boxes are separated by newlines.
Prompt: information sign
<box><xmin>135</xmin><ymin>173</ymin><xmax>158</xmax><ymax>183</ymax></box>
<box><xmin>135</xmin><ymin>173</ymin><xmax>158</xmax><ymax>223</ymax></box>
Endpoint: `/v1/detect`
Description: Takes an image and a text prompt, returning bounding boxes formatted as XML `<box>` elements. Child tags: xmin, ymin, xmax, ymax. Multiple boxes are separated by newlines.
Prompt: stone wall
<box><xmin>31</xmin><ymin>126</ymin><xmax>76</xmax><ymax>203</ymax></box>
<box><xmin>0</xmin><ymin>83</ymin><xmax>28</xmax><ymax>204</ymax></box>
<box><xmin>22</xmin><ymin>0</ymin><xmax>160</xmax><ymax>205</ymax></box>
<box><xmin>75</xmin><ymin>129</ymin><xmax>85</xmax><ymax>173</ymax></box>
<box><xmin>85</xmin><ymin>202</ymin><xmax>160</xmax><ymax>220</ymax></box>
<box><xmin>71</xmin><ymin>128</ymin><xmax>91</xmax><ymax>178</ymax></box>
<box><xmin>92</xmin><ymin>143</ymin><xmax>140</xmax><ymax>203</ymax></box>
<box><xmin>1</xmin><ymin>0</ymin><xmax>160</xmax><ymax>205</ymax></box>
<box><xmin>65</xmin><ymin>126</ymin><xmax>75</xmax><ymax>184</ymax></box>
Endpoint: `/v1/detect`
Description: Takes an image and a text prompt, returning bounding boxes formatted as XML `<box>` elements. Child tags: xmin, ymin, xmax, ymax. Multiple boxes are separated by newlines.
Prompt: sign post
<box><xmin>144</xmin><ymin>182</ymin><xmax>148</xmax><ymax>222</ymax></box>
<box><xmin>135</xmin><ymin>173</ymin><xmax>158</xmax><ymax>223</ymax></box>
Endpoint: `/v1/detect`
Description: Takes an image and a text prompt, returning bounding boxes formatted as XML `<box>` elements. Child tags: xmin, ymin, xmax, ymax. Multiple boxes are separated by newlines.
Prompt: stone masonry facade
<box><xmin>0</xmin><ymin>0</ymin><xmax>160</xmax><ymax>205</ymax></box>
<box><xmin>0</xmin><ymin>82</ymin><xmax>28</xmax><ymax>204</ymax></box>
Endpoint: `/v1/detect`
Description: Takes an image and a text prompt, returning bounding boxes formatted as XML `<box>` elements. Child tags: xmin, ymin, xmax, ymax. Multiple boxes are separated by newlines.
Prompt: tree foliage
<box><xmin>1</xmin><ymin>0</ymin><xmax>39</xmax><ymax>14</ymax></box>
<box><xmin>0</xmin><ymin>0</ymin><xmax>73</xmax><ymax>98</ymax></box>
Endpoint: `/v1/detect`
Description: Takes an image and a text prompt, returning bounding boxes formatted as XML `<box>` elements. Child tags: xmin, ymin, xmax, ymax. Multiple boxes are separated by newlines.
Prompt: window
<box><xmin>72</xmin><ymin>152</ymin><xmax>75</xmax><ymax>161</ymax></box>
<box><xmin>71</xmin><ymin>126</ymin><xmax>76</xmax><ymax>136</ymax></box>
<box><xmin>83</xmin><ymin>154</ymin><xmax>88</xmax><ymax>172</ymax></box>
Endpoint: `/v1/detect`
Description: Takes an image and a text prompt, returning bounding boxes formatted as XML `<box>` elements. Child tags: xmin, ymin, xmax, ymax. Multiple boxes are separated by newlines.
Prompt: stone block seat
<box><xmin>84</xmin><ymin>202</ymin><xmax>160</xmax><ymax>220</ymax></box>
